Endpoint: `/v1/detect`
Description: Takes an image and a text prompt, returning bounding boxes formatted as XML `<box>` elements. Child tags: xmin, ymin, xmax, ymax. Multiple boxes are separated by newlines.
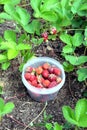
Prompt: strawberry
<box><xmin>42</xmin><ymin>63</ymin><xmax>50</xmax><ymax>69</ymax></box>
<box><xmin>48</xmin><ymin>66</ymin><xmax>54</xmax><ymax>73</ymax></box>
<box><xmin>37</xmin><ymin>75</ymin><xmax>44</xmax><ymax>83</ymax></box>
<box><xmin>37</xmin><ymin>83</ymin><xmax>43</xmax><ymax>88</ymax></box>
<box><xmin>48</xmin><ymin>81</ymin><xmax>57</xmax><ymax>88</ymax></box>
<box><xmin>31</xmin><ymin>80</ymin><xmax>38</xmax><ymax>87</ymax></box>
<box><xmin>42</xmin><ymin>70</ymin><xmax>49</xmax><ymax>78</ymax></box>
<box><xmin>24</xmin><ymin>73</ymin><xmax>31</xmax><ymax>80</ymax></box>
<box><xmin>25</xmin><ymin>66</ymin><xmax>33</xmax><ymax>73</ymax></box>
<box><xmin>57</xmin><ymin>77</ymin><xmax>62</xmax><ymax>84</ymax></box>
<box><xmin>43</xmin><ymin>80</ymin><xmax>50</xmax><ymax>87</ymax></box>
<box><xmin>53</xmin><ymin>67</ymin><xmax>61</xmax><ymax>75</ymax></box>
<box><xmin>41</xmin><ymin>32</ymin><xmax>48</xmax><ymax>42</ymax></box>
<box><xmin>48</xmin><ymin>74</ymin><xmax>57</xmax><ymax>81</ymax></box>
<box><xmin>51</xmin><ymin>27</ymin><xmax>57</xmax><ymax>35</ymax></box>
<box><xmin>35</xmin><ymin>66</ymin><xmax>43</xmax><ymax>75</ymax></box>
<box><xmin>29</xmin><ymin>74</ymin><xmax>36</xmax><ymax>82</ymax></box>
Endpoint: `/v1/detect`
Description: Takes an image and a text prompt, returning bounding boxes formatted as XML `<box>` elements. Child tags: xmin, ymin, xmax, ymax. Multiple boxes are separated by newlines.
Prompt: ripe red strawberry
<box><xmin>48</xmin><ymin>81</ymin><xmax>57</xmax><ymax>88</ymax></box>
<box><xmin>35</xmin><ymin>66</ymin><xmax>43</xmax><ymax>75</ymax></box>
<box><xmin>57</xmin><ymin>77</ymin><xmax>62</xmax><ymax>84</ymax></box>
<box><xmin>48</xmin><ymin>74</ymin><xmax>57</xmax><ymax>81</ymax></box>
<box><xmin>42</xmin><ymin>63</ymin><xmax>50</xmax><ymax>69</ymax></box>
<box><xmin>24</xmin><ymin>73</ymin><xmax>31</xmax><ymax>80</ymax></box>
<box><xmin>51</xmin><ymin>27</ymin><xmax>57</xmax><ymax>35</ymax></box>
<box><xmin>25</xmin><ymin>66</ymin><xmax>33</xmax><ymax>73</ymax></box>
<box><xmin>42</xmin><ymin>32</ymin><xmax>48</xmax><ymax>42</ymax></box>
<box><xmin>43</xmin><ymin>80</ymin><xmax>50</xmax><ymax>87</ymax></box>
<box><xmin>53</xmin><ymin>67</ymin><xmax>61</xmax><ymax>75</ymax></box>
<box><xmin>48</xmin><ymin>66</ymin><xmax>54</xmax><ymax>73</ymax></box>
<box><xmin>31</xmin><ymin>80</ymin><xmax>38</xmax><ymax>87</ymax></box>
<box><xmin>42</xmin><ymin>70</ymin><xmax>49</xmax><ymax>78</ymax></box>
<box><xmin>29</xmin><ymin>74</ymin><xmax>36</xmax><ymax>82</ymax></box>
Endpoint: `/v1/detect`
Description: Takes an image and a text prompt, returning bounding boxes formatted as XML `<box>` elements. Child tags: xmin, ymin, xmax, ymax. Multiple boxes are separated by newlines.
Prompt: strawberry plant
<box><xmin>62</xmin><ymin>98</ymin><xmax>87</xmax><ymax>129</ymax></box>
<box><xmin>0</xmin><ymin>30</ymin><xmax>32</xmax><ymax>70</ymax></box>
<box><xmin>0</xmin><ymin>98</ymin><xmax>15</xmax><ymax>121</ymax></box>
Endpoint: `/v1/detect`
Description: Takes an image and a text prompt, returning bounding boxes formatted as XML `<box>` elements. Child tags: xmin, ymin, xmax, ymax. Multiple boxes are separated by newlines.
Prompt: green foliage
<box><xmin>0</xmin><ymin>30</ymin><xmax>32</xmax><ymax>70</ymax></box>
<box><xmin>62</xmin><ymin>98</ymin><xmax>87</xmax><ymax>128</ymax></box>
<box><xmin>77</xmin><ymin>68</ymin><xmax>87</xmax><ymax>82</ymax></box>
<box><xmin>0</xmin><ymin>98</ymin><xmax>15</xmax><ymax>121</ymax></box>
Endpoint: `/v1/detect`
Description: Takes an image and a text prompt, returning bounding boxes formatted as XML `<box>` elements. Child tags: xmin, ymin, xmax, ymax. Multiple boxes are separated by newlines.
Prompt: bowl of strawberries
<box><xmin>22</xmin><ymin>57</ymin><xmax>65</xmax><ymax>102</ymax></box>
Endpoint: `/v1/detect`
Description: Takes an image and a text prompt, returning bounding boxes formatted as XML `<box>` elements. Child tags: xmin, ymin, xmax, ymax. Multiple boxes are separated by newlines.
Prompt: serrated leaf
<box><xmin>18</xmin><ymin>34</ymin><xmax>27</xmax><ymax>43</ymax></box>
<box><xmin>10</xmin><ymin>0</ymin><xmax>21</xmax><ymax>5</ymax></box>
<box><xmin>63</xmin><ymin>62</ymin><xmax>74</xmax><ymax>72</ymax></box>
<box><xmin>0</xmin><ymin>0</ymin><xmax>11</xmax><ymax>4</ymax></box>
<box><xmin>4</xmin><ymin>4</ymin><xmax>15</xmax><ymax>15</ymax></box>
<box><xmin>61</xmin><ymin>0</ymin><xmax>69</xmax><ymax>8</ymax></box>
<box><xmin>62</xmin><ymin>106</ymin><xmax>77</xmax><ymax>125</ymax></box>
<box><xmin>23</xmin><ymin>20</ymin><xmax>41</xmax><ymax>34</ymax></box>
<box><xmin>0</xmin><ymin>13</ymin><xmax>12</xmax><ymax>20</ymax></box>
<box><xmin>4</xmin><ymin>30</ymin><xmax>16</xmax><ymax>42</ymax></box>
<box><xmin>72</xmin><ymin>33</ymin><xmax>83</xmax><ymax>47</ymax></box>
<box><xmin>45</xmin><ymin>123</ymin><xmax>52</xmax><ymax>130</ymax></box>
<box><xmin>1</xmin><ymin>62</ymin><xmax>10</xmax><ymax>70</ymax></box>
<box><xmin>65</xmin><ymin>55</ymin><xmax>87</xmax><ymax>65</ymax></box>
<box><xmin>16</xmin><ymin>6</ymin><xmax>30</xmax><ymax>25</ymax></box>
<box><xmin>75</xmin><ymin>99</ymin><xmax>87</xmax><ymax>127</ymax></box>
<box><xmin>77</xmin><ymin>68</ymin><xmax>87</xmax><ymax>81</ymax></box>
<box><xmin>7</xmin><ymin>49</ymin><xmax>19</xmax><ymax>59</ymax></box>
<box><xmin>63</xmin><ymin>45</ymin><xmax>74</xmax><ymax>53</ymax></box>
<box><xmin>71</xmin><ymin>0</ymin><xmax>82</xmax><ymax>14</ymax></box>
<box><xmin>41</xmin><ymin>11</ymin><xmax>58</xmax><ymax>22</ymax></box>
<box><xmin>54</xmin><ymin>122</ymin><xmax>62</xmax><ymax>130</ymax></box>
<box><xmin>0</xmin><ymin>54</ymin><xmax>7</xmax><ymax>63</ymax></box>
<box><xmin>0</xmin><ymin>41</ymin><xmax>16</xmax><ymax>50</ymax></box>
<box><xmin>17</xmin><ymin>44</ymin><xmax>31</xmax><ymax>50</ymax></box>
<box><xmin>40</xmin><ymin>0</ymin><xmax>58</xmax><ymax>12</ymax></box>
<box><xmin>79</xmin><ymin>3</ymin><xmax>87</xmax><ymax>11</ymax></box>
<box><xmin>2</xmin><ymin>102</ymin><xmax>15</xmax><ymax>115</ymax></box>
<box><xmin>0</xmin><ymin>98</ymin><xmax>5</xmax><ymax>112</ymax></box>
<box><xmin>30</xmin><ymin>0</ymin><xmax>41</xmax><ymax>17</ymax></box>
<box><xmin>78</xmin><ymin>115</ymin><xmax>87</xmax><ymax>127</ymax></box>
<box><xmin>0</xmin><ymin>36</ymin><xmax>3</xmax><ymax>43</ymax></box>
<box><xmin>60</xmin><ymin>33</ymin><xmax>72</xmax><ymax>45</ymax></box>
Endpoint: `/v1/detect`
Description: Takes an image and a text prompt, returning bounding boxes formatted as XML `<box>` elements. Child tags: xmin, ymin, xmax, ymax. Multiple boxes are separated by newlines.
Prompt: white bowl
<box><xmin>22</xmin><ymin>57</ymin><xmax>65</xmax><ymax>102</ymax></box>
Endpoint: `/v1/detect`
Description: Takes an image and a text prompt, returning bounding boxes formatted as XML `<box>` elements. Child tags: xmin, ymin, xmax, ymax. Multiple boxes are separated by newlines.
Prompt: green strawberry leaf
<box><xmin>45</xmin><ymin>123</ymin><xmax>52</xmax><ymax>130</ymax></box>
<box><xmin>72</xmin><ymin>33</ymin><xmax>83</xmax><ymax>47</ymax></box>
<box><xmin>7</xmin><ymin>49</ymin><xmax>19</xmax><ymax>60</ymax></box>
<box><xmin>64</xmin><ymin>55</ymin><xmax>87</xmax><ymax>65</ymax></box>
<box><xmin>0</xmin><ymin>54</ymin><xmax>7</xmax><ymax>63</ymax></box>
<box><xmin>0</xmin><ymin>98</ymin><xmax>5</xmax><ymax>112</ymax></box>
<box><xmin>60</xmin><ymin>33</ymin><xmax>72</xmax><ymax>45</ymax></box>
<box><xmin>62</xmin><ymin>106</ymin><xmax>77</xmax><ymax>125</ymax></box>
<box><xmin>41</xmin><ymin>11</ymin><xmax>58</xmax><ymax>22</ymax></box>
<box><xmin>1</xmin><ymin>62</ymin><xmax>10</xmax><ymax>70</ymax></box>
<box><xmin>2</xmin><ymin>102</ymin><xmax>15</xmax><ymax>115</ymax></box>
<box><xmin>77</xmin><ymin>68</ymin><xmax>87</xmax><ymax>81</ymax></box>
<box><xmin>17</xmin><ymin>44</ymin><xmax>31</xmax><ymax>50</ymax></box>
<box><xmin>54</xmin><ymin>122</ymin><xmax>62</xmax><ymax>130</ymax></box>
<box><xmin>75</xmin><ymin>98</ymin><xmax>87</xmax><ymax>127</ymax></box>
<box><xmin>4</xmin><ymin>30</ymin><xmax>16</xmax><ymax>42</ymax></box>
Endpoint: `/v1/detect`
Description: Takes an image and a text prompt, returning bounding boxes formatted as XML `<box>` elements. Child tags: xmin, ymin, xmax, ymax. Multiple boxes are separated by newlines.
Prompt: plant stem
<box><xmin>84</xmin><ymin>47</ymin><xmax>87</xmax><ymax>55</ymax></box>
<box><xmin>75</xmin><ymin>126</ymin><xmax>79</xmax><ymax>130</ymax></box>
<box><xmin>66</xmin><ymin>29</ymin><xmax>85</xmax><ymax>31</ymax></box>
